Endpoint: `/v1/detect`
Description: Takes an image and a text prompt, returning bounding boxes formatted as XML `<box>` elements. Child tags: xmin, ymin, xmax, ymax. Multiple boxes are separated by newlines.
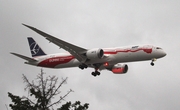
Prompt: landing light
<box><xmin>104</xmin><ymin>62</ymin><xmax>109</xmax><ymax>66</ymax></box>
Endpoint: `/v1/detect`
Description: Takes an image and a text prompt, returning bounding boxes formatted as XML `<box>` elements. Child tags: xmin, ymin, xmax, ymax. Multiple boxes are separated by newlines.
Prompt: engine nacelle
<box><xmin>111</xmin><ymin>64</ymin><xmax>128</xmax><ymax>74</ymax></box>
<box><xmin>86</xmin><ymin>48</ymin><xmax>104</xmax><ymax>59</ymax></box>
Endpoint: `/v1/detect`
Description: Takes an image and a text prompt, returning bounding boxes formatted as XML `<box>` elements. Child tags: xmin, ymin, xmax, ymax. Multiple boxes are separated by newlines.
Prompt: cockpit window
<box><xmin>156</xmin><ymin>47</ymin><xmax>162</xmax><ymax>49</ymax></box>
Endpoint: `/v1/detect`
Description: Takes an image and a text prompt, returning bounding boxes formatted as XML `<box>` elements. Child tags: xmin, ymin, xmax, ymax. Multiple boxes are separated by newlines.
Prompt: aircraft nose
<box><xmin>160</xmin><ymin>50</ymin><xmax>167</xmax><ymax>57</ymax></box>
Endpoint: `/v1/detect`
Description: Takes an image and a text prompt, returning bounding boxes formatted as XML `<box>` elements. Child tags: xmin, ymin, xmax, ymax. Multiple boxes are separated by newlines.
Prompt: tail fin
<box><xmin>27</xmin><ymin>37</ymin><xmax>46</xmax><ymax>57</ymax></box>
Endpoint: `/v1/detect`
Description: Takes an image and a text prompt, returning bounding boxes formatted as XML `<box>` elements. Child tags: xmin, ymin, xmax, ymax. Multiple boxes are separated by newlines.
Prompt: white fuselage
<box><xmin>27</xmin><ymin>45</ymin><xmax>166</xmax><ymax>69</ymax></box>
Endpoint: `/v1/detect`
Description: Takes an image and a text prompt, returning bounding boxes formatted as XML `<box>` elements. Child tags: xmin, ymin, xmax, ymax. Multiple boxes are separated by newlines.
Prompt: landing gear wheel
<box><xmin>79</xmin><ymin>65</ymin><xmax>84</xmax><ymax>70</ymax></box>
<box><xmin>91</xmin><ymin>71</ymin><xmax>101</xmax><ymax>76</ymax></box>
<box><xmin>150</xmin><ymin>58</ymin><xmax>156</xmax><ymax>66</ymax></box>
<box><xmin>91</xmin><ymin>72</ymin><xmax>96</xmax><ymax>77</ymax></box>
<box><xmin>96</xmin><ymin>71</ymin><xmax>100</xmax><ymax>76</ymax></box>
<box><xmin>84</xmin><ymin>65</ymin><xmax>88</xmax><ymax>68</ymax></box>
<box><xmin>151</xmin><ymin>62</ymin><xmax>154</xmax><ymax>66</ymax></box>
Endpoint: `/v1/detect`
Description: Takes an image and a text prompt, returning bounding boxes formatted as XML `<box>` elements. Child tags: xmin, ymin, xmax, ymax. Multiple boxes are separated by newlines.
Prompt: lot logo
<box><xmin>30</xmin><ymin>42</ymin><xmax>40</xmax><ymax>55</ymax></box>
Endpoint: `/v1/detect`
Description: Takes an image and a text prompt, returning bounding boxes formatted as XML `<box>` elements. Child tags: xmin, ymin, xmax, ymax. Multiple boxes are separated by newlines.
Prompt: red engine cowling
<box><xmin>111</xmin><ymin>64</ymin><xmax>128</xmax><ymax>74</ymax></box>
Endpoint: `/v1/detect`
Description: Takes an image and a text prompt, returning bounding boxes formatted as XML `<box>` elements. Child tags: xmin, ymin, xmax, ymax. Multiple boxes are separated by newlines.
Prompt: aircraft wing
<box><xmin>11</xmin><ymin>52</ymin><xmax>37</xmax><ymax>62</ymax></box>
<box><xmin>22</xmin><ymin>24</ymin><xmax>87</xmax><ymax>62</ymax></box>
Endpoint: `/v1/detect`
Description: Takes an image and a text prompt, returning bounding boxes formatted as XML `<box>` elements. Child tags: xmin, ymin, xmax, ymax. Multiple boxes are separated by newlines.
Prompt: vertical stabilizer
<box><xmin>27</xmin><ymin>37</ymin><xmax>46</xmax><ymax>57</ymax></box>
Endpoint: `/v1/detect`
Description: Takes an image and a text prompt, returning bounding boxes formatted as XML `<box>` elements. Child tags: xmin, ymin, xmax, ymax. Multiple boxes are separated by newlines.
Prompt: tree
<box><xmin>58</xmin><ymin>101</ymin><xmax>89</xmax><ymax>110</ymax></box>
<box><xmin>8</xmin><ymin>69</ymin><xmax>89</xmax><ymax>110</ymax></box>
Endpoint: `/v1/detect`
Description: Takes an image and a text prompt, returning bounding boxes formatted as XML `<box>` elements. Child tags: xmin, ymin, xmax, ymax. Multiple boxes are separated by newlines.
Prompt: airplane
<box><xmin>11</xmin><ymin>24</ymin><xmax>167</xmax><ymax>77</ymax></box>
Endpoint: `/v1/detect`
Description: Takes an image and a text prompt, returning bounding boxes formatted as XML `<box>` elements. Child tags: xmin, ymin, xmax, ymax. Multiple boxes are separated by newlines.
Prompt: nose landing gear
<box><xmin>151</xmin><ymin>58</ymin><xmax>156</xmax><ymax>66</ymax></box>
<box><xmin>151</xmin><ymin>62</ymin><xmax>154</xmax><ymax>66</ymax></box>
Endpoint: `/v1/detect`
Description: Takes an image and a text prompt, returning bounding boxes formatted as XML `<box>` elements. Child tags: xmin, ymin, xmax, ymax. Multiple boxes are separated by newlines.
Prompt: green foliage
<box><xmin>58</xmin><ymin>101</ymin><xmax>89</xmax><ymax>110</ymax></box>
<box><xmin>8</xmin><ymin>92</ymin><xmax>35</xmax><ymax>110</ymax></box>
<box><xmin>8</xmin><ymin>69</ymin><xmax>89</xmax><ymax>110</ymax></box>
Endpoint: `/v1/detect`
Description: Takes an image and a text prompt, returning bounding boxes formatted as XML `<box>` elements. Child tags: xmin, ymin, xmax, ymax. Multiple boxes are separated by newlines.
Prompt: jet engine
<box><xmin>86</xmin><ymin>48</ymin><xmax>104</xmax><ymax>59</ymax></box>
<box><xmin>111</xmin><ymin>64</ymin><xmax>128</xmax><ymax>74</ymax></box>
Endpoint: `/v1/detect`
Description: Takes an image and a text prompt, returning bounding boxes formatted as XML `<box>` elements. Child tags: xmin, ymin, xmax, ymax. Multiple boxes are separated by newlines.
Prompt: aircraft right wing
<box><xmin>22</xmin><ymin>24</ymin><xmax>87</xmax><ymax>63</ymax></box>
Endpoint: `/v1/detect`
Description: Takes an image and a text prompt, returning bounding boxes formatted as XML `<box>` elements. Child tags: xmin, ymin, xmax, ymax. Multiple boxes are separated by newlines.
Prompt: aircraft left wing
<box><xmin>22</xmin><ymin>24</ymin><xmax>87</xmax><ymax>62</ymax></box>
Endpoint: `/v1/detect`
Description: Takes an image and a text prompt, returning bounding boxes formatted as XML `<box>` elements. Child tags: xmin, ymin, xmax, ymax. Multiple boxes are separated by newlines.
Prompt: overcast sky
<box><xmin>0</xmin><ymin>0</ymin><xmax>180</xmax><ymax>110</ymax></box>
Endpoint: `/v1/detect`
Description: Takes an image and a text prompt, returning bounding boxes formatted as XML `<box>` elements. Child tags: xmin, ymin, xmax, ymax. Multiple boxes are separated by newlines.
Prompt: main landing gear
<box><xmin>79</xmin><ymin>63</ymin><xmax>101</xmax><ymax>77</ymax></box>
<box><xmin>79</xmin><ymin>64</ymin><xmax>88</xmax><ymax>69</ymax></box>
<box><xmin>91</xmin><ymin>64</ymin><xmax>102</xmax><ymax>77</ymax></box>
<box><xmin>91</xmin><ymin>70</ymin><xmax>101</xmax><ymax>77</ymax></box>
<box><xmin>151</xmin><ymin>58</ymin><xmax>157</xmax><ymax>66</ymax></box>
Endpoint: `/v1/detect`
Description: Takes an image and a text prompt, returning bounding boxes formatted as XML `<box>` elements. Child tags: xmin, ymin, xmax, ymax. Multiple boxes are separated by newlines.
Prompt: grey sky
<box><xmin>0</xmin><ymin>0</ymin><xmax>180</xmax><ymax>110</ymax></box>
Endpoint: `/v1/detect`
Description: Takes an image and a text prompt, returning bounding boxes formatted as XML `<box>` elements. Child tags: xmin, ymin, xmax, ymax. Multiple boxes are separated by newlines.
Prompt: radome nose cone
<box><xmin>164</xmin><ymin>52</ymin><xmax>167</xmax><ymax>56</ymax></box>
<box><xmin>161</xmin><ymin>51</ymin><xmax>167</xmax><ymax>57</ymax></box>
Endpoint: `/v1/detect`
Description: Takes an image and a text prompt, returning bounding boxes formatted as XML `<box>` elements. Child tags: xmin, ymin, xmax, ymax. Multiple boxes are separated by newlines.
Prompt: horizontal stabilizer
<box><xmin>11</xmin><ymin>52</ymin><xmax>37</xmax><ymax>62</ymax></box>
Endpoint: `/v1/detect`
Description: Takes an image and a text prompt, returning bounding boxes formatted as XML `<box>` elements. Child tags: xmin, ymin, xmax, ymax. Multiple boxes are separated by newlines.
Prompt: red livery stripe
<box><xmin>38</xmin><ymin>56</ymin><xmax>75</xmax><ymax>68</ymax></box>
<box><xmin>104</xmin><ymin>48</ymin><xmax>152</xmax><ymax>54</ymax></box>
